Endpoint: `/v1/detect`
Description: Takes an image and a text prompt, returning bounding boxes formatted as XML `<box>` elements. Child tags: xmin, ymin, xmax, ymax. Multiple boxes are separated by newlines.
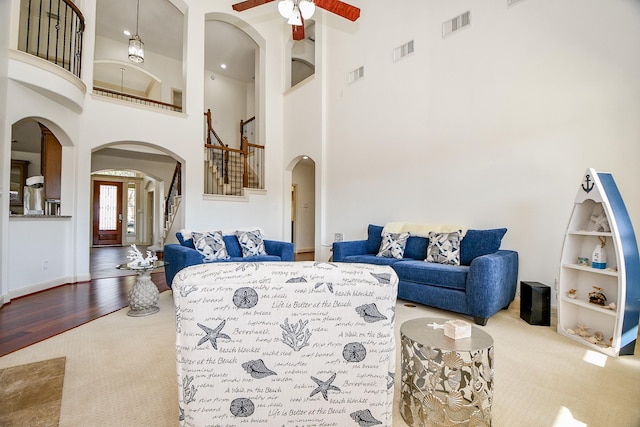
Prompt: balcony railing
<box><xmin>93</xmin><ymin>87</ymin><xmax>183</xmax><ymax>112</ymax></box>
<box><xmin>18</xmin><ymin>0</ymin><xmax>85</xmax><ymax>78</ymax></box>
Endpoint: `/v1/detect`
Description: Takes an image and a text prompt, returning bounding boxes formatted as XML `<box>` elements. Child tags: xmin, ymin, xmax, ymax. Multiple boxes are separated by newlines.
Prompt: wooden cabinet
<box><xmin>557</xmin><ymin>168</ymin><xmax>640</xmax><ymax>356</ymax></box>
<box><xmin>40</xmin><ymin>124</ymin><xmax>62</xmax><ymax>200</ymax></box>
<box><xmin>9</xmin><ymin>160</ymin><xmax>30</xmax><ymax>207</ymax></box>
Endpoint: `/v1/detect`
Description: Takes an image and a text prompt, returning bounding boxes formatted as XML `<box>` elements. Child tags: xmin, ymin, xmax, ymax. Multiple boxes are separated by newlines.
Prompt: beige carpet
<box><xmin>0</xmin><ymin>357</ymin><xmax>66</xmax><ymax>426</ymax></box>
<box><xmin>0</xmin><ymin>291</ymin><xmax>639</xmax><ymax>426</ymax></box>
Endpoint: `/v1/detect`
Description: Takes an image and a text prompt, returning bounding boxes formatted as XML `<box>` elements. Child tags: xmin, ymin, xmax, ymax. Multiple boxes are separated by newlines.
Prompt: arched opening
<box><xmin>90</xmin><ymin>143</ymin><xmax>182</xmax><ymax>277</ymax></box>
<box><xmin>291</xmin><ymin>156</ymin><xmax>315</xmax><ymax>260</ymax></box>
<box><xmin>10</xmin><ymin>119</ymin><xmax>66</xmax><ymax>215</ymax></box>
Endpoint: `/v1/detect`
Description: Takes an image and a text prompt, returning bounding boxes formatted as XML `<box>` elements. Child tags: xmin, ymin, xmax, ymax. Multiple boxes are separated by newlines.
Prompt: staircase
<box><xmin>163</xmin><ymin>162</ymin><xmax>182</xmax><ymax>239</ymax></box>
<box><xmin>206</xmin><ymin>149</ymin><xmax>260</xmax><ymax>196</ymax></box>
<box><xmin>203</xmin><ymin>109</ymin><xmax>264</xmax><ymax>196</ymax></box>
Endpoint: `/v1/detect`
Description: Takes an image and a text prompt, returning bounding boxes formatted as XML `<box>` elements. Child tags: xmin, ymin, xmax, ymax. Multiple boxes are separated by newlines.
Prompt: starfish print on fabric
<box><xmin>197</xmin><ymin>320</ymin><xmax>230</xmax><ymax>350</ymax></box>
<box><xmin>309</xmin><ymin>373</ymin><xmax>341</xmax><ymax>401</ymax></box>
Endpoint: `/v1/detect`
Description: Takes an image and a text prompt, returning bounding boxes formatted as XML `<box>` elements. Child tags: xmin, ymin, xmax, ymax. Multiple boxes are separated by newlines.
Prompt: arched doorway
<box><xmin>291</xmin><ymin>156</ymin><xmax>315</xmax><ymax>260</ymax></box>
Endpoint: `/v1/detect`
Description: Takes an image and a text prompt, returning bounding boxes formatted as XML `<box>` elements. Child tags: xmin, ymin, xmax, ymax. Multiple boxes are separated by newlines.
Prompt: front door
<box><xmin>92</xmin><ymin>181</ymin><xmax>123</xmax><ymax>246</ymax></box>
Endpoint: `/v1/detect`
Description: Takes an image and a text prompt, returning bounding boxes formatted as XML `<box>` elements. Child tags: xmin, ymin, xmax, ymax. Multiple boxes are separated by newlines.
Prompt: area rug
<box><xmin>0</xmin><ymin>292</ymin><xmax>639</xmax><ymax>426</ymax></box>
<box><xmin>0</xmin><ymin>357</ymin><xmax>66</xmax><ymax>426</ymax></box>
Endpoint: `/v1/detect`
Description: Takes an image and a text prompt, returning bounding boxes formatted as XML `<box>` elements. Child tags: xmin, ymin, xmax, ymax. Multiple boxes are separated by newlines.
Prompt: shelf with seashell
<box><xmin>557</xmin><ymin>168</ymin><xmax>640</xmax><ymax>357</ymax></box>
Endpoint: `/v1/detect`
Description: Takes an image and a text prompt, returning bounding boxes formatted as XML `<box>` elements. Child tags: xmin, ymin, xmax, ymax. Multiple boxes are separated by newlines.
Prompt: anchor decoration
<box><xmin>582</xmin><ymin>174</ymin><xmax>595</xmax><ymax>193</ymax></box>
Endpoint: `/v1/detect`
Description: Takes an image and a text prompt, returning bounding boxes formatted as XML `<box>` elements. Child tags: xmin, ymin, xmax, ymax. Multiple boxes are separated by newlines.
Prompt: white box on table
<box><xmin>444</xmin><ymin>319</ymin><xmax>472</xmax><ymax>340</ymax></box>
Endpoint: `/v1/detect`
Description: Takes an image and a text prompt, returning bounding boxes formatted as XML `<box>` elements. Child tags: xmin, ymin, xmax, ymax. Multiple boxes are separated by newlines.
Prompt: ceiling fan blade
<box><xmin>314</xmin><ymin>0</ymin><xmax>361</xmax><ymax>21</ymax></box>
<box><xmin>232</xmin><ymin>0</ymin><xmax>275</xmax><ymax>12</ymax></box>
<box><xmin>292</xmin><ymin>23</ymin><xmax>305</xmax><ymax>41</ymax></box>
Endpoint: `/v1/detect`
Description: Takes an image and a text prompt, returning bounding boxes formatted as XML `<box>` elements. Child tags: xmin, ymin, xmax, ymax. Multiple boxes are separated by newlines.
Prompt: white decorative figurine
<box><xmin>127</xmin><ymin>244</ymin><xmax>158</xmax><ymax>268</ymax></box>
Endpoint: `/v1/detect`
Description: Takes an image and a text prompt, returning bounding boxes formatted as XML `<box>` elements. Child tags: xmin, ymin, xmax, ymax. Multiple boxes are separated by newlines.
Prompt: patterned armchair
<box><xmin>172</xmin><ymin>261</ymin><xmax>398</xmax><ymax>426</ymax></box>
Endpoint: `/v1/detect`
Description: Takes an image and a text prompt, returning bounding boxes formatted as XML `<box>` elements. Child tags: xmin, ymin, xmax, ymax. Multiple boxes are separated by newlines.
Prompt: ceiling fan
<box><xmin>232</xmin><ymin>0</ymin><xmax>360</xmax><ymax>41</ymax></box>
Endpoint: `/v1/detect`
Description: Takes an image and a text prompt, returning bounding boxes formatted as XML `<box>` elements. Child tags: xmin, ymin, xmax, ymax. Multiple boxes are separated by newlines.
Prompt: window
<box><xmin>127</xmin><ymin>183</ymin><xmax>136</xmax><ymax>234</ymax></box>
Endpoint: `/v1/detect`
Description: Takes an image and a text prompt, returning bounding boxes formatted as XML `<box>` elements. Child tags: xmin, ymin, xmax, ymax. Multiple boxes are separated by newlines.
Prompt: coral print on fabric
<box><xmin>173</xmin><ymin>261</ymin><xmax>398</xmax><ymax>427</ymax></box>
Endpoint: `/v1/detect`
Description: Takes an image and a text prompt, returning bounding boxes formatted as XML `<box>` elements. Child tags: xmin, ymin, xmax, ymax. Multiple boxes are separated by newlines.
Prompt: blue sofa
<box><xmin>332</xmin><ymin>225</ymin><xmax>519</xmax><ymax>325</ymax></box>
<box><xmin>164</xmin><ymin>231</ymin><xmax>294</xmax><ymax>288</ymax></box>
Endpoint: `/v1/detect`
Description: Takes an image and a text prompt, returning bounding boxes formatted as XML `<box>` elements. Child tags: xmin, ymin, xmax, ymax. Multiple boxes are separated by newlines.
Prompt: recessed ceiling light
<box><xmin>220</xmin><ymin>64</ymin><xmax>227</xmax><ymax>69</ymax></box>
<box><xmin>123</xmin><ymin>30</ymin><xmax>131</xmax><ymax>36</ymax></box>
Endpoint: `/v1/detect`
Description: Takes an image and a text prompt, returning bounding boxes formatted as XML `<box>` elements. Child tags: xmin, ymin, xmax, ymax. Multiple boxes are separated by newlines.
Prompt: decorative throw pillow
<box><xmin>235</xmin><ymin>229</ymin><xmax>267</xmax><ymax>257</ymax></box>
<box><xmin>425</xmin><ymin>230</ymin><xmax>462</xmax><ymax>265</ymax></box>
<box><xmin>376</xmin><ymin>232</ymin><xmax>410</xmax><ymax>259</ymax></box>
<box><xmin>192</xmin><ymin>231</ymin><xmax>229</xmax><ymax>261</ymax></box>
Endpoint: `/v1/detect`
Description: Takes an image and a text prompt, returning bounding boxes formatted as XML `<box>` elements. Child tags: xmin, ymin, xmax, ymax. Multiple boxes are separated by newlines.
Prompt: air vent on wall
<box><xmin>442</xmin><ymin>11</ymin><xmax>471</xmax><ymax>38</ymax></box>
<box><xmin>348</xmin><ymin>66</ymin><xmax>364</xmax><ymax>84</ymax></box>
<box><xmin>393</xmin><ymin>40</ymin><xmax>414</xmax><ymax>62</ymax></box>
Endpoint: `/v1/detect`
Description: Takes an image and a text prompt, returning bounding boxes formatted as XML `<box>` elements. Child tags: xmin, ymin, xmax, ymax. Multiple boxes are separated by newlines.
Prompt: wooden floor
<box><xmin>0</xmin><ymin>248</ymin><xmax>314</xmax><ymax>357</ymax></box>
<box><xmin>0</xmin><ymin>246</ymin><xmax>169</xmax><ymax>357</ymax></box>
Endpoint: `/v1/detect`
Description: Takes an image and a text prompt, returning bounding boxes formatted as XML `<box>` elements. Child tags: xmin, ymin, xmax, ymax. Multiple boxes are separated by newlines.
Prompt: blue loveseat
<box><xmin>333</xmin><ymin>224</ymin><xmax>519</xmax><ymax>325</ymax></box>
<box><xmin>164</xmin><ymin>230</ymin><xmax>294</xmax><ymax>288</ymax></box>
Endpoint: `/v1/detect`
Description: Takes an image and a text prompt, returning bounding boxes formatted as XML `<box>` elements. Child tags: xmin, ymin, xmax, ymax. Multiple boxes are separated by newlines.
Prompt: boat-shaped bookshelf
<box><xmin>557</xmin><ymin>168</ymin><xmax>640</xmax><ymax>356</ymax></box>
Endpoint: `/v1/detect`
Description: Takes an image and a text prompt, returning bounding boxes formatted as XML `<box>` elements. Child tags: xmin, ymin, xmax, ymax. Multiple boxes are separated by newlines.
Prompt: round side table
<box><xmin>116</xmin><ymin>261</ymin><xmax>165</xmax><ymax>317</ymax></box>
<box><xmin>400</xmin><ymin>317</ymin><xmax>494</xmax><ymax>426</ymax></box>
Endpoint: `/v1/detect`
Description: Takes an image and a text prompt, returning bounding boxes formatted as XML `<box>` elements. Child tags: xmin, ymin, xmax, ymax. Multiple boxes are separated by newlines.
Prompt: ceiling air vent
<box><xmin>348</xmin><ymin>66</ymin><xmax>364</xmax><ymax>84</ymax></box>
<box><xmin>442</xmin><ymin>11</ymin><xmax>471</xmax><ymax>38</ymax></box>
<box><xmin>393</xmin><ymin>40</ymin><xmax>415</xmax><ymax>62</ymax></box>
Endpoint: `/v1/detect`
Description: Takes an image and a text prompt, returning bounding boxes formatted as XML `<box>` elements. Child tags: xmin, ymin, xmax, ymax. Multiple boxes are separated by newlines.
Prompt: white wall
<box><xmin>204</xmin><ymin>72</ymin><xmax>249</xmax><ymax>148</ymax></box>
<box><xmin>94</xmin><ymin>35</ymin><xmax>183</xmax><ymax>105</ymax></box>
<box><xmin>322</xmin><ymin>0</ymin><xmax>640</xmax><ymax>304</ymax></box>
<box><xmin>0</xmin><ymin>0</ymin><xmax>289</xmax><ymax>298</ymax></box>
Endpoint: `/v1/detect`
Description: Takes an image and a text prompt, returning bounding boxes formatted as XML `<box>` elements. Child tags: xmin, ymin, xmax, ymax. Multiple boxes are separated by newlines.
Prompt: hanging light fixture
<box><xmin>128</xmin><ymin>0</ymin><xmax>144</xmax><ymax>63</ymax></box>
<box><xmin>278</xmin><ymin>0</ymin><xmax>315</xmax><ymax>25</ymax></box>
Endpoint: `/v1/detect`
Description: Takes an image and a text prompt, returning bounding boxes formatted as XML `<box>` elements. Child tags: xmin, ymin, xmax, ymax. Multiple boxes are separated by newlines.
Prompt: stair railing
<box><xmin>165</xmin><ymin>161</ymin><xmax>181</xmax><ymax>226</ymax></box>
<box><xmin>204</xmin><ymin>109</ymin><xmax>264</xmax><ymax>195</ymax></box>
<box><xmin>18</xmin><ymin>0</ymin><xmax>85</xmax><ymax>78</ymax></box>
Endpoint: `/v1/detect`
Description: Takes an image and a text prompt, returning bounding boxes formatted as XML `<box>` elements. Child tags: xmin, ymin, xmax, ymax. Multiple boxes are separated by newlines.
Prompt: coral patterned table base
<box><xmin>400</xmin><ymin>318</ymin><xmax>494</xmax><ymax>427</ymax></box>
<box><xmin>116</xmin><ymin>261</ymin><xmax>165</xmax><ymax>317</ymax></box>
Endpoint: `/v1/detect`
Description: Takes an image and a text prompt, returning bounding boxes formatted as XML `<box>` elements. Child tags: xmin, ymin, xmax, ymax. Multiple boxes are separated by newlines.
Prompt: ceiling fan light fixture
<box><xmin>298</xmin><ymin>0</ymin><xmax>315</xmax><ymax>19</ymax></box>
<box><xmin>287</xmin><ymin>7</ymin><xmax>303</xmax><ymax>26</ymax></box>
<box><xmin>278</xmin><ymin>0</ymin><xmax>295</xmax><ymax>19</ymax></box>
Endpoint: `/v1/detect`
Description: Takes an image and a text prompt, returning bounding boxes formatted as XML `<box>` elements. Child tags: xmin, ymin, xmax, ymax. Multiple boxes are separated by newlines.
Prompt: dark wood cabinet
<box><xmin>40</xmin><ymin>124</ymin><xmax>62</xmax><ymax>200</ymax></box>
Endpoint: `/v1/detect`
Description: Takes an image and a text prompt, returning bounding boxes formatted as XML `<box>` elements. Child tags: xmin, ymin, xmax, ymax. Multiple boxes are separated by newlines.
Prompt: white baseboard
<box><xmin>9</xmin><ymin>276</ymin><xmax>75</xmax><ymax>299</ymax></box>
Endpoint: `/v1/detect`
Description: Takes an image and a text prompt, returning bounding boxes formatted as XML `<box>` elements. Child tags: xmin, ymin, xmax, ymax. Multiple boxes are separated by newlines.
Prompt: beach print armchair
<box><xmin>172</xmin><ymin>261</ymin><xmax>398</xmax><ymax>426</ymax></box>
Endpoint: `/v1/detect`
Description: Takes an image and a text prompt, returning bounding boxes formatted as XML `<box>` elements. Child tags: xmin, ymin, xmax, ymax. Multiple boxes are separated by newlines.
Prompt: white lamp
<box><xmin>128</xmin><ymin>0</ymin><xmax>144</xmax><ymax>63</ymax></box>
<box><xmin>287</xmin><ymin>7</ymin><xmax>303</xmax><ymax>26</ymax></box>
<box><xmin>298</xmin><ymin>0</ymin><xmax>315</xmax><ymax>19</ymax></box>
<box><xmin>279</xmin><ymin>0</ymin><xmax>314</xmax><ymax>23</ymax></box>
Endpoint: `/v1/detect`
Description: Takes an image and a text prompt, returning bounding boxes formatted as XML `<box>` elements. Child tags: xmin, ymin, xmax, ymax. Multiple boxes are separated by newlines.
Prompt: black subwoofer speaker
<box><xmin>520</xmin><ymin>281</ymin><xmax>551</xmax><ymax>326</ymax></box>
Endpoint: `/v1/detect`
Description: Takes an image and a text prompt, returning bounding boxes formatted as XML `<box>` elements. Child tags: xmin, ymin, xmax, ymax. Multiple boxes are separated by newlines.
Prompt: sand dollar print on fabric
<box><xmin>229</xmin><ymin>397</ymin><xmax>255</xmax><ymax>417</ymax></box>
<box><xmin>355</xmin><ymin>303</ymin><xmax>387</xmax><ymax>323</ymax></box>
<box><xmin>343</xmin><ymin>342</ymin><xmax>367</xmax><ymax>362</ymax></box>
<box><xmin>350</xmin><ymin>409</ymin><xmax>383</xmax><ymax>426</ymax></box>
<box><xmin>241</xmin><ymin>359</ymin><xmax>277</xmax><ymax>379</ymax></box>
<box><xmin>232</xmin><ymin>287</ymin><xmax>259</xmax><ymax>308</ymax></box>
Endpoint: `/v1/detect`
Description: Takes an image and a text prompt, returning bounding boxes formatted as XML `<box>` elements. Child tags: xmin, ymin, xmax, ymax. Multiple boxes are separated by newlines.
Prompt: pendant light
<box><xmin>128</xmin><ymin>0</ymin><xmax>144</xmax><ymax>63</ymax></box>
